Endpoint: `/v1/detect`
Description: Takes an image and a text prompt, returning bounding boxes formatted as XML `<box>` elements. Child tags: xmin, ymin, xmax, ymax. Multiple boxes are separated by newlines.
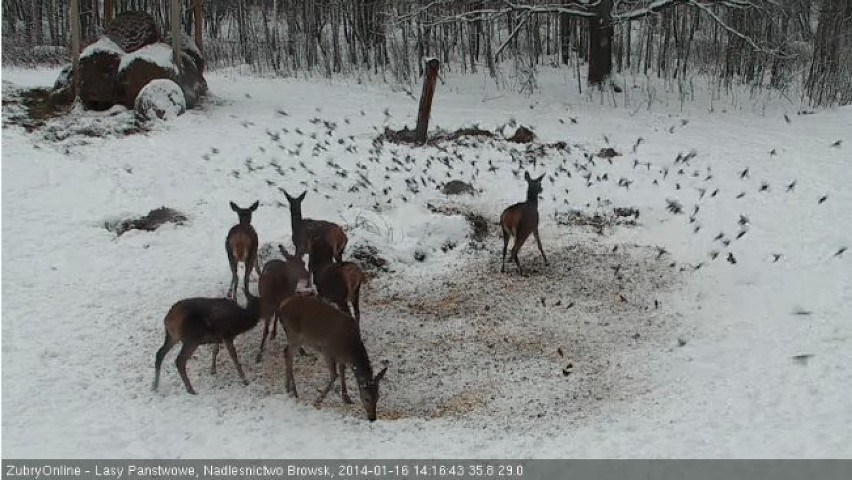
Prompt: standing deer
<box><xmin>152</xmin><ymin>288</ymin><xmax>260</xmax><ymax>395</ymax></box>
<box><xmin>277</xmin><ymin>293</ymin><xmax>387</xmax><ymax>421</ymax></box>
<box><xmin>500</xmin><ymin>172</ymin><xmax>548</xmax><ymax>275</ymax></box>
<box><xmin>282</xmin><ymin>189</ymin><xmax>348</xmax><ymax>285</ymax></box>
<box><xmin>226</xmin><ymin>201</ymin><xmax>261</xmax><ymax>299</ymax></box>
<box><xmin>311</xmin><ymin>247</ymin><xmax>366</xmax><ymax>324</ymax></box>
<box><xmin>255</xmin><ymin>245</ymin><xmax>311</xmax><ymax>363</ymax></box>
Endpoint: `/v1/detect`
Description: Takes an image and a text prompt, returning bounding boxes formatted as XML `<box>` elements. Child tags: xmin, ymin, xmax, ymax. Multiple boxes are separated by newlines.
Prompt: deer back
<box><xmin>277</xmin><ymin>293</ymin><xmax>361</xmax><ymax>358</ymax></box>
<box><xmin>259</xmin><ymin>257</ymin><xmax>309</xmax><ymax>319</ymax></box>
<box><xmin>165</xmin><ymin>297</ymin><xmax>260</xmax><ymax>343</ymax></box>
<box><xmin>316</xmin><ymin>262</ymin><xmax>364</xmax><ymax>306</ymax></box>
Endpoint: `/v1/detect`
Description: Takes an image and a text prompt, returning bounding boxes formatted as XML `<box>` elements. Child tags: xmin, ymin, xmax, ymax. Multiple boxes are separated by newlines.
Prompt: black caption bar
<box><xmin>2</xmin><ymin>460</ymin><xmax>850</xmax><ymax>480</ymax></box>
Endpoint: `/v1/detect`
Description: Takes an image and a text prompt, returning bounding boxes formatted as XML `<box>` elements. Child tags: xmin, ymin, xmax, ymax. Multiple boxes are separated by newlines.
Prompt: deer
<box><xmin>500</xmin><ymin>171</ymin><xmax>549</xmax><ymax>275</ymax></box>
<box><xmin>225</xmin><ymin>201</ymin><xmax>261</xmax><ymax>299</ymax></box>
<box><xmin>282</xmin><ymin>189</ymin><xmax>348</xmax><ymax>285</ymax></box>
<box><xmin>152</xmin><ymin>287</ymin><xmax>260</xmax><ymax>395</ymax></box>
<box><xmin>255</xmin><ymin>245</ymin><xmax>311</xmax><ymax>363</ymax></box>
<box><xmin>310</xmin><ymin>243</ymin><xmax>366</xmax><ymax>324</ymax></box>
<box><xmin>277</xmin><ymin>292</ymin><xmax>388</xmax><ymax>421</ymax></box>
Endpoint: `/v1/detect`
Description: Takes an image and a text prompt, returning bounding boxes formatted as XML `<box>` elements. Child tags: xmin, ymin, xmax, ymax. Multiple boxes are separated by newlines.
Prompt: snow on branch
<box><xmin>494</xmin><ymin>12</ymin><xmax>533</xmax><ymax>60</ymax></box>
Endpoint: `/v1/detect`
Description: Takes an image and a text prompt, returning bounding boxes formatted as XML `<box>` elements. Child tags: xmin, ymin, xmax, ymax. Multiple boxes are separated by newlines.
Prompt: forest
<box><xmin>3</xmin><ymin>0</ymin><xmax>851</xmax><ymax>107</ymax></box>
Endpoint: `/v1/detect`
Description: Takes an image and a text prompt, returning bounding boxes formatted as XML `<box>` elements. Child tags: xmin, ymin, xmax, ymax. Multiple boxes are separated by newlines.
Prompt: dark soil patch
<box><xmin>2</xmin><ymin>86</ymin><xmax>74</xmax><ymax>132</ymax></box>
<box><xmin>106</xmin><ymin>207</ymin><xmax>187</xmax><ymax>236</ymax></box>
<box><xmin>378</xmin><ymin>126</ymin><xmax>495</xmax><ymax>145</ymax></box>
<box><xmin>351</xmin><ymin>244</ymin><xmax>390</xmax><ymax>275</ymax></box>
<box><xmin>555</xmin><ymin>208</ymin><xmax>639</xmax><ymax>235</ymax></box>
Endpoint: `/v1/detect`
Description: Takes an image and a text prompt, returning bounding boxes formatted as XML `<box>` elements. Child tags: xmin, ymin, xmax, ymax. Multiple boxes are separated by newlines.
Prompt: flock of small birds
<box><xmin>207</xmin><ymin>103</ymin><xmax>846</xmax><ymax>296</ymax></box>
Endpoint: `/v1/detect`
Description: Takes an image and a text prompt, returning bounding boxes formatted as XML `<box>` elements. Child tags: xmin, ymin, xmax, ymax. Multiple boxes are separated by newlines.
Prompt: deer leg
<box><xmin>153</xmin><ymin>333</ymin><xmax>177</xmax><ymax>391</ymax></box>
<box><xmin>254</xmin><ymin>256</ymin><xmax>262</xmax><ymax>278</ymax></box>
<box><xmin>501</xmin><ymin>228</ymin><xmax>510</xmax><ymax>273</ymax></box>
<box><xmin>533</xmin><ymin>229</ymin><xmax>549</xmax><ymax>266</ymax></box>
<box><xmin>339</xmin><ymin>362</ymin><xmax>353</xmax><ymax>404</ymax></box>
<box><xmin>511</xmin><ymin>232</ymin><xmax>531</xmax><ymax>276</ymax></box>
<box><xmin>315</xmin><ymin>355</ymin><xmax>339</xmax><ymax>407</ymax></box>
<box><xmin>175</xmin><ymin>341</ymin><xmax>200</xmax><ymax>395</ymax></box>
<box><xmin>224</xmin><ymin>338</ymin><xmax>249</xmax><ymax>386</ymax></box>
<box><xmin>256</xmin><ymin>315</ymin><xmax>272</xmax><ymax>363</ymax></box>
<box><xmin>352</xmin><ymin>285</ymin><xmax>362</xmax><ymax>325</ymax></box>
<box><xmin>243</xmin><ymin>259</ymin><xmax>254</xmax><ymax>299</ymax></box>
<box><xmin>227</xmin><ymin>249</ymin><xmax>238</xmax><ymax>299</ymax></box>
<box><xmin>284</xmin><ymin>344</ymin><xmax>298</xmax><ymax>398</ymax></box>
<box><xmin>211</xmin><ymin>342</ymin><xmax>220</xmax><ymax>374</ymax></box>
<box><xmin>270</xmin><ymin>311</ymin><xmax>278</xmax><ymax>339</ymax></box>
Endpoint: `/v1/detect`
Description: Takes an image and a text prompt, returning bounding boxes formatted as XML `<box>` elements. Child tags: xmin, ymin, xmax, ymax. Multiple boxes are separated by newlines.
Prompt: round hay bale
<box><xmin>104</xmin><ymin>11</ymin><xmax>160</xmax><ymax>54</ymax></box>
<box><xmin>117</xmin><ymin>43</ymin><xmax>178</xmax><ymax>108</ymax></box>
<box><xmin>134</xmin><ymin>79</ymin><xmax>186</xmax><ymax>121</ymax></box>
<box><xmin>78</xmin><ymin>37</ymin><xmax>125</xmax><ymax>110</ymax></box>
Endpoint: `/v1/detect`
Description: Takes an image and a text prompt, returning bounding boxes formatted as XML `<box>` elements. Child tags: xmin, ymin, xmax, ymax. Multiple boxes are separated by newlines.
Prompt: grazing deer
<box><xmin>311</xmin><ymin>248</ymin><xmax>366</xmax><ymax>324</ymax></box>
<box><xmin>282</xmin><ymin>189</ymin><xmax>348</xmax><ymax>284</ymax></box>
<box><xmin>500</xmin><ymin>171</ymin><xmax>548</xmax><ymax>275</ymax></box>
<box><xmin>277</xmin><ymin>293</ymin><xmax>387</xmax><ymax>421</ymax></box>
<box><xmin>152</xmin><ymin>288</ymin><xmax>260</xmax><ymax>395</ymax></box>
<box><xmin>255</xmin><ymin>245</ymin><xmax>311</xmax><ymax>363</ymax></box>
<box><xmin>226</xmin><ymin>201</ymin><xmax>261</xmax><ymax>299</ymax></box>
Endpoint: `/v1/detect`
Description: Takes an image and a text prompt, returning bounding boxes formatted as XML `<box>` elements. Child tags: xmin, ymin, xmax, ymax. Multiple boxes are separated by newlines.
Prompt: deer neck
<box><xmin>350</xmin><ymin>342</ymin><xmax>374</xmax><ymax>385</ymax></box>
<box><xmin>289</xmin><ymin>207</ymin><xmax>304</xmax><ymax>235</ymax></box>
<box><xmin>525</xmin><ymin>189</ymin><xmax>539</xmax><ymax>207</ymax></box>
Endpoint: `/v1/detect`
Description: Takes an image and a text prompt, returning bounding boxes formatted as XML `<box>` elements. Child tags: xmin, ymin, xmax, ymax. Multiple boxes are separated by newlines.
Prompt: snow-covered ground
<box><xmin>2</xmin><ymin>67</ymin><xmax>850</xmax><ymax>458</ymax></box>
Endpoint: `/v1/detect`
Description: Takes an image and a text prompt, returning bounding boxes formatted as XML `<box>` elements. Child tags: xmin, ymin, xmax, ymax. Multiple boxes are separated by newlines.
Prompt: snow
<box><xmin>80</xmin><ymin>37</ymin><xmax>125</xmax><ymax>58</ymax></box>
<box><xmin>118</xmin><ymin>43</ymin><xmax>178</xmax><ymax>75</ymax></box>
<box><xmin>135</xmin><ymin>79</ymin><xmax>187</xmax><ymax>120</ymax></box>
<box><xmin>1</xmin><ymin>66</ymin><xmax>851</xmax><ymax>458</ymax></box>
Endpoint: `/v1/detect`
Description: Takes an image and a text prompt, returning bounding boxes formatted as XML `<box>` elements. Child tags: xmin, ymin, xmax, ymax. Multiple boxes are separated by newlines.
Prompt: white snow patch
<box><xmin>80</xmin><ymin>37</ymin><xmax>125</xmax><ymax>58</ymax></box>
<box><xmin>118</xmin><ymin>43</ymin><xmax>177</xmax><ymax>75</ymax></box>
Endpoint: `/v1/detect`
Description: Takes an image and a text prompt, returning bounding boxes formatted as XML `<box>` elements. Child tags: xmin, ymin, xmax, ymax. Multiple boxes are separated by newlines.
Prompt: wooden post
<box><xmin>415</xmin><ymin>58</ymin><xmax>440</xmax><ymax>145</ymax></box>
<box><xmin>194</xmin><ymin>0</ymin><xmax>203</xmax><ymax>52</ymax></box>
<box><xmin>171</xmin><ymin>0</ymin><xmax>181</xmax><ymax>63</ymax></box>
<box><xmin>104</xmin><ymin>0</ymin><xmax>113</xmax><ymax>24</ymax></box>
<box><xmin>70</xmin><ymin>0</ymin><xmax>81</xmax><ymax>98</ymax></box>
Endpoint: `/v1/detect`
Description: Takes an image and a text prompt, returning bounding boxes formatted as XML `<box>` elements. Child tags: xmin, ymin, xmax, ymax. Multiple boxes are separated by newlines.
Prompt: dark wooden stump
<box><xmin>415</xmin><ymin>58</ymin><xmax>440</xmax><ymax>145</ymax></box>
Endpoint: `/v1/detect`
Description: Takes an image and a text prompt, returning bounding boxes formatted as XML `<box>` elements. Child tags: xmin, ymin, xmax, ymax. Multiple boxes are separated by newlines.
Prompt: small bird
<box><xmin>727</xmin><ymin>252</ymin><xmax>737</xmax><ymax>264</ymax></box>
<box><xmin>772</xmin><ymin>253</ymin><xmax>783</xmax><ymax>263</ymax></box>
<box><xmin>759</xmin><ymin>181</ymin><xmax>770</xmax><ymax>192</ymax></box>
<box><xmin>834</xmin><ymin>247</ymin><xmax>847</xmax><ymax>258</ymax></box>
<box><xmin>830</xmin><ymin>140</ymin><xmax>842</xmax><ymax>148</ymax></box>
<box><xmin>710</xmin><ymin>251</ymin><xmax>720</xmax><ymax>260</ymax></box>
<box><xmin>736</xmin><ymin>192</ymin><xmax>746</xmax><ymax>199</ymax></box>
<box><xmin>738</xmin><ymin>214</ymin><xmax>749</xmax><ymax>226</ymax></box>
<box><xmin>818</xmin><ymin>195</ymin><xmax>828</xmax><ymax>204</ymax></box>
<box><xmin>784</xmin><ymin>114</ymin><xmax>791</xmax><ymax>123</ymax></box>
<box><xmin>786</xmin><ymin>180</ymin><xmax>797</xmax><ymax>192</ymax></box>
<box><xmin>740</xmin><ymin>167</ymin><xmax>750</xmax><ymax>179</ymax></box>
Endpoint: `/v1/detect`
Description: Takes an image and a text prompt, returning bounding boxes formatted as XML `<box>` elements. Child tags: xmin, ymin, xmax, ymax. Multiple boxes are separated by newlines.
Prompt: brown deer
<box><xmin>282</xmin><ymin>189</ymin><xmax>348</xmax><ymax>285</ymax></box>
<box><xmin>152</xmin><ymin>288</ymin><xmax>260</xmax><ymax>395</ymax></box>
<box><xmin>226</xmin><ymin>201</ymin><xmax>261</xmax><ymax>299</ymax></box>
<box><xmin>310</xmin><ymin>244</ymin><xmax>366</xmax><ymax>324</ymax></box>
<box><xmin>277</xmin><ymin>293</ymin><xmax>387</xmax><ymax>421</ymax></box>
<box><xmin>255</xmin><ymin>245</ymin><xmax>311</xmax><ymax>363</ymax></box>
<box><xmin>500</xmin><ymin>171</ymin><xmax>549</xmax><ymax>275</ymax></box>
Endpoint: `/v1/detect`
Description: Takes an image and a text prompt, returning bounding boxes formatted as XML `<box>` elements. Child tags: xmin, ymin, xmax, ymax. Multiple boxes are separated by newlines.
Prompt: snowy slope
<box><xmin>1</xmin><ymin>67</ymin><xmax>850</xmax><ymax>458</ymax></box>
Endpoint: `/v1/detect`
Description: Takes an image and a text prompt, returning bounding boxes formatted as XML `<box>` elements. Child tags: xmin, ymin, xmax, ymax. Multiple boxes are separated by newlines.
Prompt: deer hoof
<box><xmin>342</xmin><ymin>395</ymin><xmax>353</xmax><ymax>404</ymax></box>
<box><xmin>243</xmin><ymin>379</ymin><xmax>250</xmax><ymax>386</ymax></box>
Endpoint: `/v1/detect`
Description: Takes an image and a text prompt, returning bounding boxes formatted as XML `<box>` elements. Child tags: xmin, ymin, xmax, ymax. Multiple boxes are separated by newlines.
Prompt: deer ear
<box><xmin>536</xmin><ymin>173</ymin><xmax>545</xmax><ymax>182</ymax></box>
<box><xmin>374</xmin><ymin>366</ymin><xmax>388</xmax><ymax>383</ymax></box>
<box><xmin>250</xmin><ymin>200</ymin><xmax>259</xmax><ymax>211</ymax></box>
<box><xmin>230</xmin><ymin>201</ymin><xmax>239</xmax><ymax>212</ymax></box>
<box><xmin>524</xmin><ymin>171</ymin><xmax>531</xmax><ymax>181</ymax></box>
<box><xmin>282</xmin><ymin>189</ymin><xmax>293</xmax><ymax>201</ymax></box>
<box><xmin>298</xmin><ymin>190</ymin><xmax>307</xmax><ymax>201</ymax></box>
<box><xmin>278</xmin><ymin>244</ymin><xmax>292</xmax><ymax>258</ymax></box>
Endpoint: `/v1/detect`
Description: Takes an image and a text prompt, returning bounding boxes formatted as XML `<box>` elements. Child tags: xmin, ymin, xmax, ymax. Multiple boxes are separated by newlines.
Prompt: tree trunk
<box><xmin>415</xmin><ymin>59</ymin><xmax>440</xmax><ymax>145</ymax></box>
<box><xmin>588</xmin><ymin>0</ymin><xmax>613</xmax><ymax>85</ymax></box>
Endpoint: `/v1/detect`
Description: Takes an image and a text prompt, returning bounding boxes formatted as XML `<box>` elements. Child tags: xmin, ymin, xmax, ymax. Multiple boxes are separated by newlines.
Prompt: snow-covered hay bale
<box><xmin>134</xmin><ymin>79</ymin><xmax>186</xmax><ymax>121</ymax></box>
<box><xmin>116</xmin><ymin>42</ymin><xmax>207</xmax><ymax>110</ymax></box>
<box><xmin>103</xmin><ymin>11</ymin><xmax>160</xmax><ymax>54</ymax></box>
<box><xmin>78</xmin><ymin>37</ymin><xmax>125</xmax><ymax>110</ymax></box>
